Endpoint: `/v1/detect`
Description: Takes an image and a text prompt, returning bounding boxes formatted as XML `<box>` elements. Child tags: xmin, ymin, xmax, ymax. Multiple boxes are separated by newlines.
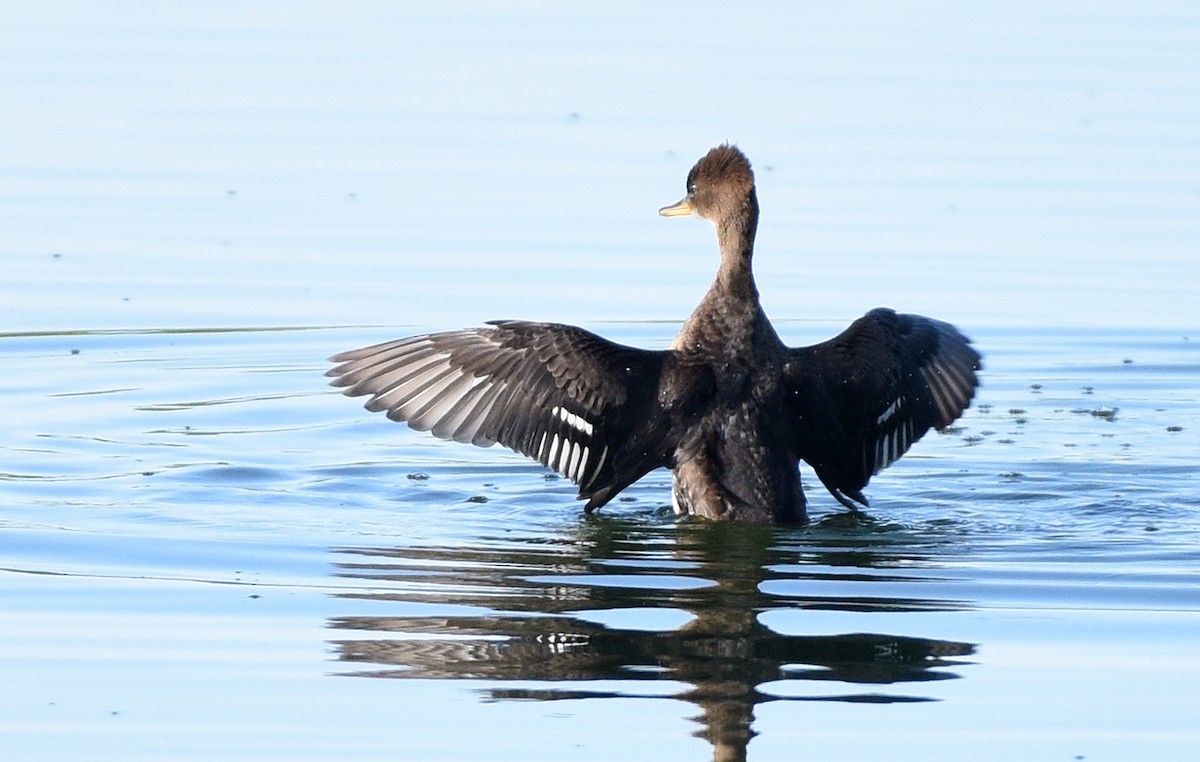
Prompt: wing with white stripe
<box><xmin>328</xmin><ymin>321</ymin><xmax>671</xmax><ymax>508</ymax></box>
<box><xmin>783</xmin><ymin>308</ymin><xmax>981</xmax><ymax>509</ymax></box>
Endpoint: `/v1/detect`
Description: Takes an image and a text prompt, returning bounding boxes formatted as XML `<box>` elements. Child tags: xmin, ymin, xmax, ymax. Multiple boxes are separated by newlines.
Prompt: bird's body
<box><xmin>329</xmin><ymin>145</ymin><xmax>981</xmax><ymax>523</ymax></box>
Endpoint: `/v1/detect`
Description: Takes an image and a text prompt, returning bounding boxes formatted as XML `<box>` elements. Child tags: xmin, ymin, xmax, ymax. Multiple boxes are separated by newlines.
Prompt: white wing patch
<box><xmin>537</xmin><ymin>428</ymin><xmax>594</xmax><ymax>484</ymax></box>
<box><xmin>535</xmin><ymin>405</ymin><xmax>601</xmax><ymax>484</ymax></box>
<box><xmin>871</xmin><ymin>415</ymin><xmax>915</xmax><ymax>474</ymax></box>
<box><xmin>877</xmin><ymin>396</ymin><xmax>902</xmax><ymax>426</ymax></box>
<box><xmin>553</xmin><ymin>405</ymin><xmax>595</xmax><ymax>436</ymax></box>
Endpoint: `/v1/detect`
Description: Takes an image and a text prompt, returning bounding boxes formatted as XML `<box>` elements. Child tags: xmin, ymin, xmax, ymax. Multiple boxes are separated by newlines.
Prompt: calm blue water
<box><xmin>3</xmin><ymin>3</ymin><xmax>1199</xmax><ymax>761</ymax></box>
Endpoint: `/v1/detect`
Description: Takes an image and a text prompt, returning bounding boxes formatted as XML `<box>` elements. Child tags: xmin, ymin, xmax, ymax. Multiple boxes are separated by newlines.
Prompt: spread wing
<box><xmin>327</xmin><ymin>321</ymin><xmax>672</xmax><ymax>511</ymax></box>
<box><xmin>784</xmin><ymin>308</ymin><xmax>981</xmax><ymax>509</ymax></box>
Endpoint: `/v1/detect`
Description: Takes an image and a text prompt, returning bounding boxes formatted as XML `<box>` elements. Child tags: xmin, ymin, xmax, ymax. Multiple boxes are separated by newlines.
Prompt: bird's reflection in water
<box><xmin>329</xmin><ymin>517</ymin><xmax>975</xmax><ymax>762</ymax></box>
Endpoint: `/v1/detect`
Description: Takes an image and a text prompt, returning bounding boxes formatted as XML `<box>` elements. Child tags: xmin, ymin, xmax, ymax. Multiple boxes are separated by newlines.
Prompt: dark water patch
<box><xmin>176</xmin><ymin>465</ymin><xmax>292</xmax><ymax>484</ymax></box>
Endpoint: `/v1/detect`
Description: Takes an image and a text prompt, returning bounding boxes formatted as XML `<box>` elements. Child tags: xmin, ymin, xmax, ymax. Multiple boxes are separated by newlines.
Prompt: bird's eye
<box><xmin>687</xmin><ymin>183</ymin><xmax>697</xmax><ymax>194</ymax></box>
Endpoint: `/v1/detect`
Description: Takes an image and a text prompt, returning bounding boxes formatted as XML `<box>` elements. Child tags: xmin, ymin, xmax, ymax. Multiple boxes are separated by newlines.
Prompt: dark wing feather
<box><xmin>783</xmin><ymin>308</ymin><xmax>981</xmax><ymax>508</ymax></box>
<box><xmin>327</xmin><ymin>321</ymin><xmax>671</xmax><ymax>511</ymax></box>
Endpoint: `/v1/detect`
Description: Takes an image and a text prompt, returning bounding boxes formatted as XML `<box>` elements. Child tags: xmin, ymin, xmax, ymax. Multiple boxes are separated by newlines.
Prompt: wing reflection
<box><xmin>329</xmin><ymin>519</ymin><xmax>975</xmax><ymax>762</ymax></box>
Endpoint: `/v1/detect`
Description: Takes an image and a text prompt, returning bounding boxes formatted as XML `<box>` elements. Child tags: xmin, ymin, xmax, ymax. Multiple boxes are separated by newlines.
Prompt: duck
<box><xmin>327</xmin><ymin>144</ymin><xmax>981</xmax><ymax>523</ymax></box>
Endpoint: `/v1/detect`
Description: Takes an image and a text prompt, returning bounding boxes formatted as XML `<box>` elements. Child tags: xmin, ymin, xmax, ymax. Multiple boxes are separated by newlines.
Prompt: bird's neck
<box><xmin>713</xmin><ymin>193</ymin><xmax>760</xmax><ymax>302</ymax></box>
<box><xmin>672</xmin><ymin>196</ymin><xmax>765</xmax><ymax>355</ymax></box>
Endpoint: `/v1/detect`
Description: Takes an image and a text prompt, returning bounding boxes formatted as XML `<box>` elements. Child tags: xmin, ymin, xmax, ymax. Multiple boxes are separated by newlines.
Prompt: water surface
<box><xmin>4</xmin><ymin>324</ymin><xmax>1197</xmax><ymax>761</ymax></box>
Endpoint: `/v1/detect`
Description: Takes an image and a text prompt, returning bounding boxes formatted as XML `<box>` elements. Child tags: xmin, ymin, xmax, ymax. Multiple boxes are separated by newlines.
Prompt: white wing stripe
<box><xmin>552</xmin><ymin>406</ymin><xmax>596</xmax><ymax>436</ymax></box>
<box><xmin>566</xmin><ymin>440</ymin><xmax>582</xmax><ymax>480</ymax></box>
<box><xmin>877</xmin><ymin>397</ymin><xmax>901</xmax><ymax>426</ymax></box>
<box><xmin>577</xmin><ymin>445</ymin><xmax>591</xmax><ymax>483</ymax></box>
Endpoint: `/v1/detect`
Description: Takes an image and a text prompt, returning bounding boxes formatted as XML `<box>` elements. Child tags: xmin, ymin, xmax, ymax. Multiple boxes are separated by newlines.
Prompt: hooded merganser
<box><xmin>328</xmin><ymin>144</ymin><xmax>980</xmax><ymax>523</ymax></box>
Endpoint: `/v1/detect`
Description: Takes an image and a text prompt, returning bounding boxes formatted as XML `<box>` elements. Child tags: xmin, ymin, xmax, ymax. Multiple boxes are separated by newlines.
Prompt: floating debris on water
<box><xmin>1068</xmin><ymin>406</ymin><xmax>1118</xmax><ymax>421</ymax></box>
